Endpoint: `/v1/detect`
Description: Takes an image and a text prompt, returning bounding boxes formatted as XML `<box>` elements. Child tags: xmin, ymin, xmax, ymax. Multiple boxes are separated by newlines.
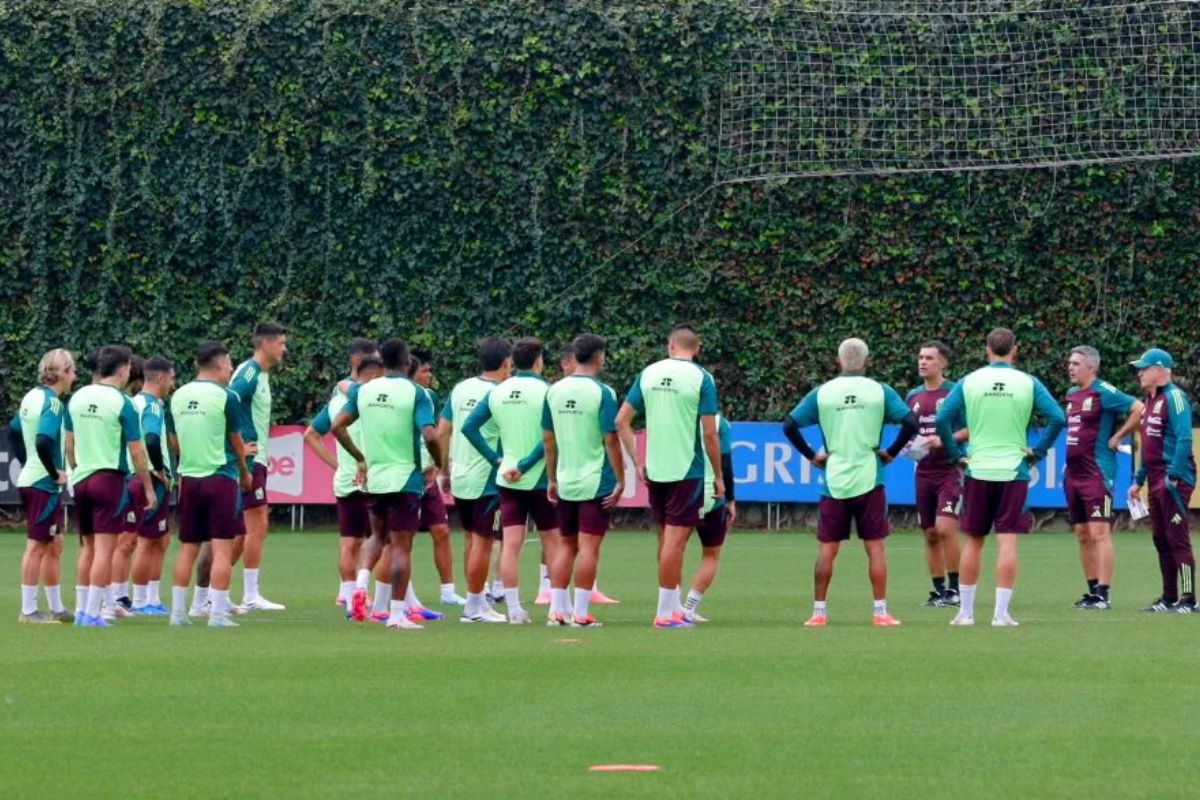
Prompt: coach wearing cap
<box><xmin>1125</xmin><ymin>348</ymin><xmax>1197</xmax><ymax>612</ymax></box>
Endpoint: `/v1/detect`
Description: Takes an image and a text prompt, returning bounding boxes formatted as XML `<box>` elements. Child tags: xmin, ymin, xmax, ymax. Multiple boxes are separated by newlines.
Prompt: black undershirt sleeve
<box><xmin>34</xmin><ymin>434</ymin><xmax>58</xmax><ymax>478</ymax></box>
<box><xmin>782</xmin><ymin>416</ymin><xmax>817</xmax><ymax>461</ymax></box>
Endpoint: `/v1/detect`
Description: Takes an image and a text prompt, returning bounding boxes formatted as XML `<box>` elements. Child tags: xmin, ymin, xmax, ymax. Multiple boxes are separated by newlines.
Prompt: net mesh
<box><xmin>718</xmin><ymin>1</ymin><xmax>1200</xmax><ymax>181</ymax></box>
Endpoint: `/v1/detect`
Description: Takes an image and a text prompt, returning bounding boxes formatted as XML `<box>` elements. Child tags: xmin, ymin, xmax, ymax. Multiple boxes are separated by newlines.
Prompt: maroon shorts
<box><xmin>419</xmin><ymin>484</ymin><xmax>449</xmax><ymax>531</ymax></box>
<box><xmin>915</xmin><ymin>468</ymin><xmax>962</xmax><ymax>529</ymax></box>
<box><xmin>817</xmin><ymin>486</ymin><xmax>890</xmax><ymax>543</ymax></box>
<box><xmin>178</xmin><ymin>475</ymin><xmax>241</xmax><ymax>544</ymax></box>
<box><xmin>647</xmin><ymin>478</ymin><xmax>703</xmax><ymax>528</ymax></box>
<box><xmin>697</xmin><ymin>504</ymin><xmax>730</xmax><ymax>548</ymax></box>
<box><xmin>241</xmin><ymin>462</ymin><xmax>269</xmax><ymax>510</ymax></box>
<box><xmin>960</xmin><ymin>477</ymin><xmax>1031</xmax><ymax>536</ymax></box>
<box><xmin>74</xmin><ymin>470</ymin><xmax>133</xmax><ymax>536</ymax></box>
<box><xmin>556</xmin><ymin>498</ymin><xmax>610</xmax><ymax>538</ymax></box>
<box><xmin>369</xmin><ymin>491</ymin><xmax>422</xmax><ymax>532</ymax></box>
<box><xmin>130</xmin><ymin>476</ymin><xmax>172</xmax><ymax>539</ymax></box>
<box><xmin>454</xmin><ymin>494</ymin><xmax>501</xmax><ymax>540</ymax></box>
<box><xmin>1064</xmin><ymin>475</ymin><xmax>1113</xmax><ymax>525</ymax></box>
<box><xmin>21</xmin><ymin>487</ymin><xmax>64</xmax><ymax>543</ymax></box>
<box><xmin>337</xmin><ymin>492</ymin><xmax>373</xmax><ymax>538</ymax></box>
<box><xmin>499</xmin><ymin>487</ymin><xmax>558</xmax><ymax>531</ymax></box>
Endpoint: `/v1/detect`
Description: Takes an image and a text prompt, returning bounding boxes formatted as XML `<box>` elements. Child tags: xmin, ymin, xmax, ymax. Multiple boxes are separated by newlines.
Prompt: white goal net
<box><xmin>718</xmin><ymin>1</ymin><xmax>1200</xmax><ymax>181</ymax></box>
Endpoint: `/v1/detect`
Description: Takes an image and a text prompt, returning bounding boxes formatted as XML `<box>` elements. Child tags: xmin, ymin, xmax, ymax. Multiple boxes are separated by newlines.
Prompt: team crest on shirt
<box><xmin>1082</xmin><ymin>397</ymin><xmax>1093</xmax><ymax>412</ymax></box>
<box><xmin>935</xmin><ymin>397</ymin><xmax>945</xmax><ymax>411</ymax></box>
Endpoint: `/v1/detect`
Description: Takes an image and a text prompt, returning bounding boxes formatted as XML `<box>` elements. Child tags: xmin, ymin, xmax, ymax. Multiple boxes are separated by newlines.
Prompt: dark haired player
<box><xmin>936</xmin><ymin>328</ymin><xmax>1065</xmax><ymax>627</ymax></box>
<box><xmin>906</xmin><ymin>341</ymin><xmax>967</xmax><ymax>607</ymax></box>
<box><xmin>464</xmin><ymin>337</ymin><xmax>558</xmax><ymax>624</ymax></box>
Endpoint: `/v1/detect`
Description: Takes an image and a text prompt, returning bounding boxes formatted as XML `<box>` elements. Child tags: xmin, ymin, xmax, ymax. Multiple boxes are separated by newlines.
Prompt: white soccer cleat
<box><xmin>508</xmin><ymin>608</ymin><xmax>533</xmax><ymax>625</ymax></box>
<box><xmin>991</xmin><ymin>615</ymin><xmax>1020</xmax><ymax>627</ymax></box>
<box><xmin>683</xmin><ymin>610</ymin><xmax>708</xmax><ymax>624</ymax></box>
<box><xmin>386</xmin><ymin>616</ymin><xmax>424</xmax><ymax>630</ymax></box>
<box><xmin>243</xmin><ymin>596</ymin><xmax>286</xmax><ymax>611</ymax></box>
<box><xmin>169</xmin><ymin>614</ymin><xmax>192</xmax><ymax>627</ymax></box>
<box><xmin>207</xmin><ymin>614</ymin><xmax>239</xmax><ymax>628</ymax></box>
<box><xmin>949</xmin><ymin>614</ymin><xmax>975</xmax><ymax>626</ymax></box>
<box><xmin>440</xmin><ymin>592</ymin><xmax>467</xmax><ymax>606</ymax></box>
<box><xmin>188</xmin><ymin>606</ymin><xmax>210</xmax><ymax>619</ymax></box>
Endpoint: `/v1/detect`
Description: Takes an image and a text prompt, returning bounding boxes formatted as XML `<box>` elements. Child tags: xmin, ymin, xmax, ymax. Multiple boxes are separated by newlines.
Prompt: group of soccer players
<box><xmin>11</xmin><ymin>327</ymin><xmax>291</xmax><ymax>627</ymax></box>
<box><xmin>9</xmin><ymin>323</ymin><xmax>1195</xmax><ymax>629</ymax></box>
<box><xmin>784</xmin><ymin>328</ymin><xmax>1194</xmax><ymax>627</ymax></box>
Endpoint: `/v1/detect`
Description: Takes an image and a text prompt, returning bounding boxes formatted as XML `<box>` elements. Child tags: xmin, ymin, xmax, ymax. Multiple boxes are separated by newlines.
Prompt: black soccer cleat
<box><xmin>1172</xmin><ymin>599</ymin><xmax>1197</xmax><ymax>614</ymax></box>
<box><xmin>1080</xmin><ymin>595</ymin><xmax>1111</xmax><ymax>610</ymax></box>
<box><xmin>923</xmin><ymin>591</ymin><xmax>942</xmax><ymax>607</ymax></box>
<box><xmin>1142</xmin><ymin>597</ymin><xmax>1177</xmax><ymax>613</ymax></box>
<box><xmin>937</xmin><ymin>589</ymin><xmax>960</xmax><ymax>608</ymax></box>
<box><xmin>117</xmin><ymin>596</ymin><xmax>133</xmax><ymax>612</ymax></box>
<box><xmin>1072</xmin><ymin>593</ymin><xmax>1093</xmax><ymax>609</ymax></box>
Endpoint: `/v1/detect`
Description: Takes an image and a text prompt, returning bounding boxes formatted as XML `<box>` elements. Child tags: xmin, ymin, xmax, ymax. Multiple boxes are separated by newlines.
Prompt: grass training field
<box><xmin>2</xmin><ymin>527</ymin><xmax>1199</xmax><ymax>799</ymax></box>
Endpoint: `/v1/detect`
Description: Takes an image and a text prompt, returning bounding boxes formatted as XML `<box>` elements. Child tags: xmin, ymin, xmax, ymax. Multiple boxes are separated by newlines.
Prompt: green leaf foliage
<box><xmin>1</xmin><ymin>1</ymin><xmax>1197</xmax><ymax>424</ymax></box>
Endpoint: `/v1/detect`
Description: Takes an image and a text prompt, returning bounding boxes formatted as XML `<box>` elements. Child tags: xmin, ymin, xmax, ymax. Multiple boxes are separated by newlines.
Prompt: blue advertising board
<box><xmin>728</xmin><ymin>422</ymin><xmax>1135</xmax><ymax>510</ymax></box>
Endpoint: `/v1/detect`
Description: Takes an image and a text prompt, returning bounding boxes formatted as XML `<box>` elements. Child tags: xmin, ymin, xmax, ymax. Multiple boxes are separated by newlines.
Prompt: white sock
<box><xmin>133</xmin><ymin>584</ymin><xmax>149</xmax><ymax>608</ymax></box>
<box><xmin>813</xmin><ymin>600</ymin><xmax>827</xmax><ymax>616</ymax></box>
<box><xmin>573</xmin><ymin>586</ymin><xmax>592</xmax><ymax>619</ymax></box>
<box><xmin>441</xmin><ymin>582</ymin><xmax>458</xmax><ymax>598</ymax></box>
<box><xmin>405</xmin><ymin>582</ymin><xmax>423</xmax><ymax>610</ymax></box>
<box><xmin>684</xmin><ymin>589</ymin><xmax>704</xmax><ymax>613</ymax></box>
<box><xmin>75</xmin><ymin>586</ymin><xmax>87</xmax><ymax>613</ymax></box>
<box><xmin>119</xmin><ymin>581</ymin><xmax>130</xmax><ymax>598</ymax></box>
<box><xmin>491</xmin><ymin>579</ymin><xmax>505</xmax><ymax>597</ymax></box>
<box><xmin>243</xmin><ymin>568</ymin><xmax>260</xmax><ymax>601</ymax></box>
<box><xmin>340</xmin><ymin>581</ymin><xmax>355</xmax><ymax>604</ymax></box>
<box><xmin>44</xmin><ymin>585</ymin><xmax>64</xmax><ymax>613</ymax></box>
<box><xmin>148</xmin><ymin>580</ymin><xmax>162</xmax><ymax>606</ymax></box>
<box><xmin>21</xmin><ymin>585</ymin><xmax>38</xmax><ymax>615</ymax></box>
<box><xmin>539</xmin><ymin>564</ymin><xmax>551</xmax><ymax>593</ymax></box>
<box><xmin>656</xmin><ymin>587</ymin><xmax>675</xmax><ymax>619</ymax></box>
<box><xmin>504</xmin><ymin>587</ymin><xmax>523</xmax><ymax>612</ymax></box>
<box><xmin>389</xmin><ymin>599</ymin><xmax>406</xmax><ymax>624</ymax></box>
<box><xmin>191</xmin><ymin>586</ymin><xmax>209</xmax><ymax>611</ymax></box>
<box><xmin>960</xmin><ymin>584</ymin><xmax>977</xmax><ymax>618</ymax></box>
<box><xmin>172</xmin><ymin>586</ymin><xmax>188</xmax><ymax>616</ymax></box>
<box><xmin>210</xmin><ymin>589</ymin><xmax>229</xmax><ymax>617</ymax></box>
<box><xmin>107</xmin><ymin>583</ymin><xmax>120</xmax><ymax>606</ymax></box>
<box><xmin>86</xmin><ymin>585</ymin><xmax>104</xmax><ymax>617</ymax></box>
<box><xmin>373</xmin><ymin>581</ymin><xmax>391</xmax><ymax>613</ymax></box>
<box><xmin>465</xmin><ymin>592</ymin><xmax>484</xmax><ymax>616</ymax></box>
<box><xmin>995</xmin><ymin>587</ymin><xmax>1014</xmax><ymax>619</ymax></box>
<box><xmin>551</xmin><ymin>588</ymin><xmax>569</xmax><ymax>616</ymax></box>
<box><xmin>874</xmin><ymin>599</ymin><xmax>888</xmax><ymax>616</ymax></box>
<box><xmin>672</xmin><ymin>585</ymin><xmax>686</xmax><ymax>615</ymax></box>
<box><xmin>355</xmin><ymin>569</ymin><xmax>371</xmax><ymax>591</ymax></box>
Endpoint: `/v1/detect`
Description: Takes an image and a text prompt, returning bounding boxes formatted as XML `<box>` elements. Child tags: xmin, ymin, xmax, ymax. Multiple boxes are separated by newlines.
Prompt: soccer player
<box><xmin>439</xmin><ymin>337</ymin><xmax>511</xmax><ymax>623</ymax></box>
<box><xmin>615</xmin><ymin>324</ymin><xmax>723</xmax><ymax>629</ymax></box>
<box><xmin>229</xmin><ymin>321</ymin><xmax>288</xmax><ymax>610</ymax></box>
<box><xmin>1124</xmin><ymin>348</ymin><xmax>1196</xmax><ymax>612</ymax></box>
<box><xmin>109</xmin><ymin>354</ymin><xmax>145</xmax><ymax>615</ymax></box>
<box><xmin>543</xmin><ymin>334</ymin><xmax>625</xmax><ymax>627</ymax></box>
<box><xmin>330</xmin><ymin>338</ymin><xmax>444</xmax><ymax>631</ymax></box>
<box><xmin>410</xmin><ymin>349</ymin><xmax>465</xmax><ymax>606</ymax></box>
<box><xmin>304</xmin><ymin>340</ymin><xmax>383</xmax><ymax>620</ymax></box>
<box><xmin>11</xmin><ymin>348</ymin><xmax>76</xmax><ymax>623</ymax></box>
<box><xmin>1064</xmin><ymin>346</ymin><xmax>1142</xmax><ymax>610</ymax></box>
<box><xmin>681</xmin><ymin>413</ymin><xmax>735</xmax><ymax>623</ymax></box>
<box><xmin>169</xmin><ymin>342</ymin><xmax>254</xmax><ymax>627</ymax></box>
<box><xmin>783</xmin><ymin>338</ymin><xmax>918</xmax><ymax>627</ymax></box>
<box><xmin>129</xmin><ymin>357</ymin><xmax>179</xmax><ymax>615</ymax></box>
<box><xmin>463</xmin><ymin>337</ymin><xmax>559</xmax><ymax>624</ymax></box>
<box><xmin>65</xmin><ymin>345</ymin><xmax>156</xmax><ymax>627</ymax></box>
<box><xmin>936</xmin><ymin>328</ymin><xmax>1066</xmax><ymax>627</ymax></box>
<box><xmin>906</xmin><ymin>341</ymin><xmax>968</xmax><ymax>607</ymax></box>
